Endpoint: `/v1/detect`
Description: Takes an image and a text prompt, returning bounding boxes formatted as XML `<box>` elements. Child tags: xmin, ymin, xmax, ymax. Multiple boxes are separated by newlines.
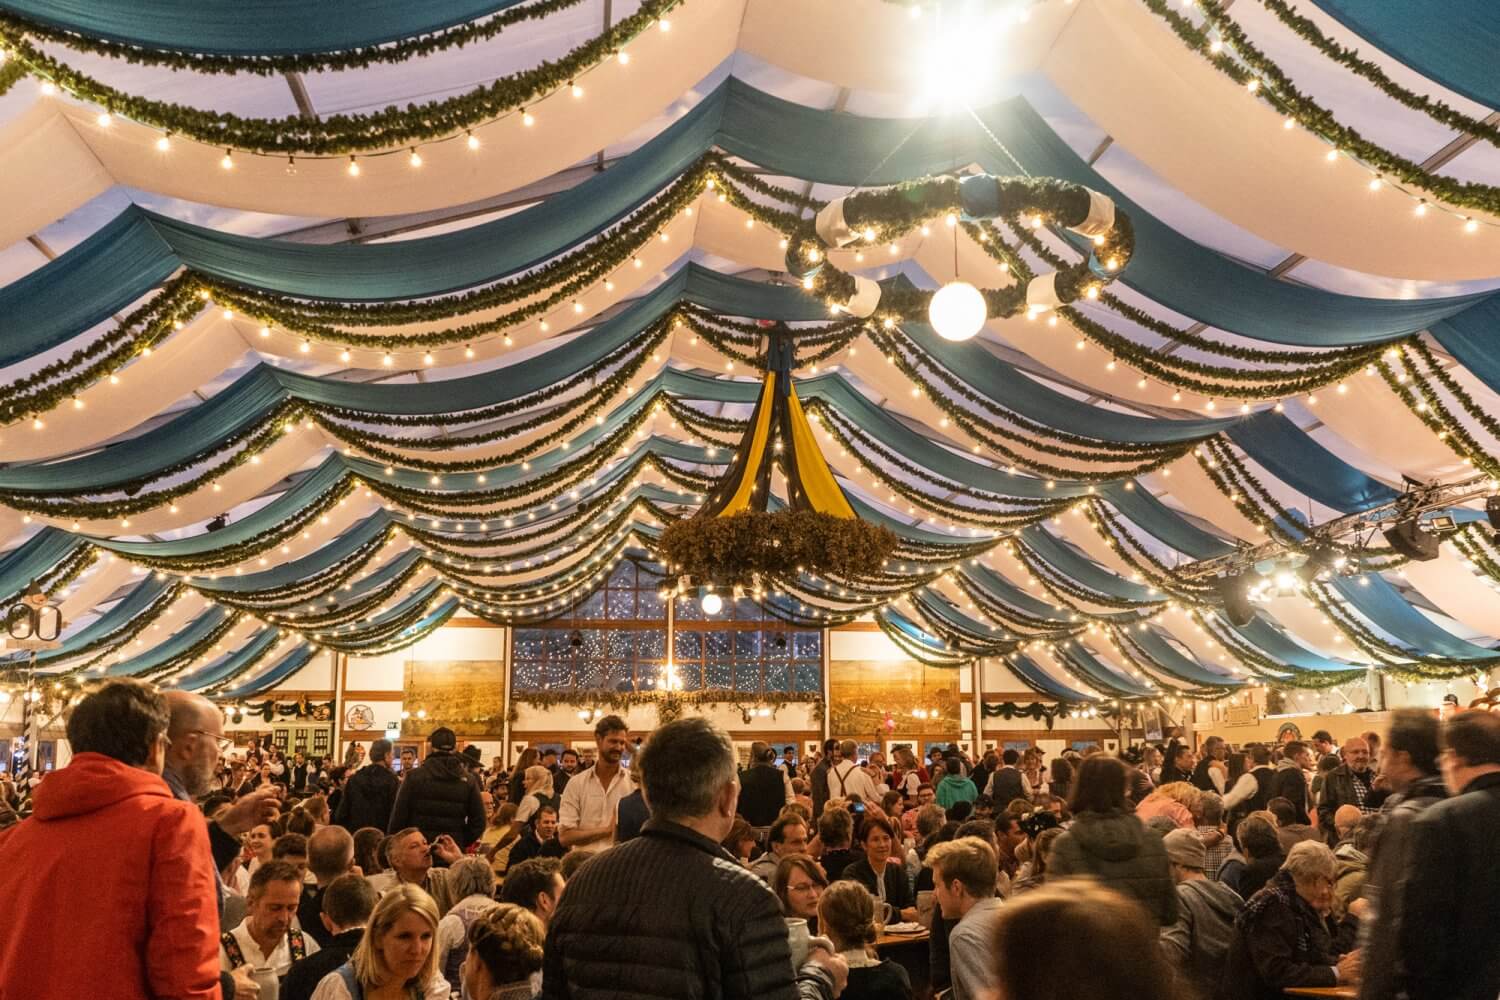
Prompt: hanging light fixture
<box><xmin>928</xmin><ymin>281</ymin><xmax>987</xmax><ymax>341</ymax></box>
<box><xmin>700</xmin><ymin>591</ymin><xmax>723</xmax><ymax>615</ymax></box>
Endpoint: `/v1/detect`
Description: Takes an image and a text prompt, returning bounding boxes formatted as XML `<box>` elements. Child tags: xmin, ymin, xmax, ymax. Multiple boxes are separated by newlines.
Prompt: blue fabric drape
<box><xmin>1226</xmin><ymin>616</ymin><xmax>1364</xmax><ymax>674</ymax></box>
<box><xmin>104</xmin><ymin>605</ymin><xmax>229</xmax><ymax>676</ymax></box>
<box><xmin>1020</xmin><ymin>526</ymin><xmax>1157</xmax><ymax>602</ymax></box>
<box><xmin>0</xmin><ymin>528</ymin><xmax>83</xmax><ymax>602</ymax></box>
<box><xmin>10</xmin><ymin>79</ymin><xmax>1495</xmax><ymax>369</ymax></box>
<box><xmin>1329</xmin><ymin>575</ymin><xmax>1500</xmax><ymax>662</ymax></box>
<box><xmin>1005</xmin><ymin>652</ymin><xmax>1097</xmax><ymax>701</ymax></box>
<box><xmin>1126</xmin><ymin>626</ymin><xmax>1243</xmax><ymax>688</ymax></box>
<box><xmin>1099</xmin><ymin>483</ymin><xmax>1233</xmax><ymax>560</ymax></box>
<box><xmin>1309</xmin><ymin>0</ymin><xmax>1500</xmax><ymax>111</ymax></box>
<box><xmin>217</xmin><ymin>644</ymin><xmax>315</xmax><ymax>699</ymax></box>
<box><xmin>0</xmin><ymin>0</ymin><xmax>525</xmax><ymax>55</ymax></box>
<box><xmin>1226</xmin><ymin>413</ymin><xmax>1398</xmax><ymax>513</ymax></box>
<box><xmin>30</xmin><ymin>577</ymin><xmax>172</xmax><ymax>665</ymax></box>
<box><xmin>1057</xmin><ymin>643</ymin><xmax>1158</xmax><ymax>699</ymax></box>
<box><xmin>170</xmin><ymin>627</ymin><xmax>280</xmax><ymax>691</ymax></box>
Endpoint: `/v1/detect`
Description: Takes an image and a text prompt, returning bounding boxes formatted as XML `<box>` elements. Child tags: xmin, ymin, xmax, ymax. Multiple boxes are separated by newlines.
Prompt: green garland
<box><xmin>1143</xmin><ymin>0</ymin><xmax>1500</xmax><ymax>219</ymax></box>
<box><xmin>0</xmin><ymin>0</ymin><xmax>594</xmax><ymax>75</ymax></box>
<box><xmin>509</xmin><ymin>688</ymin><xmax>823</xmax><ymax>726</ymax></box>
<box><xmin>784</xmin><ymin>175</ymin><xmax>1135</xmax><ymax>325</ymax></box>
<box><xmin>0</xmin><ymin>0</ymin><xmax>683</xmax><ymax>155</ymax></box>
<box><xmin>659</xmin><ymin>510</ymin><xmax>899</xmax><ymax>591</ymax></box>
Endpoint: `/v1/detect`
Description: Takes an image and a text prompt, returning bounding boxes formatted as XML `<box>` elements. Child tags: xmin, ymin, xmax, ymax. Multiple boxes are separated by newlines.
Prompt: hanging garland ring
<box><xmin>781</xmin><ymin>173</ymin><xmax>1134</xmax><ymax>340</ymax></box>
<box><xmin>659</xmin><ymin>510</ymin><xmax>898</xmax><ymax>594</ymax></box>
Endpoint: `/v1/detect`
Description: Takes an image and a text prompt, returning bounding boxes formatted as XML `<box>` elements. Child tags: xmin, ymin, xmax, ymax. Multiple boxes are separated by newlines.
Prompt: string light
<box><xmin>155</xmin><ymin>134</ymin><xmax>171</xmax><ymax>152</ymax></box>
<box><xmin>466</xmin><ymin>131</ymin><xmax>480</xmax><ymax>151</ymax></box>
<box><xmin>220</xmin><ymin>150</ymin><xmax>234</xmax><ymax>170</ymax></box>
<box><xmin>408</xmin><ymin>148</ymin><xmax>423</xmax><ymax>168</ymax></box>
<box><xmin>347</xmin><ymin>156</ymin><xmax>360</xmax><ymax>177</ymax></box>
<box><xmin>522</xmin><ymin>110</ymin><xmax>535</xmax><ymax>127</ymax></box>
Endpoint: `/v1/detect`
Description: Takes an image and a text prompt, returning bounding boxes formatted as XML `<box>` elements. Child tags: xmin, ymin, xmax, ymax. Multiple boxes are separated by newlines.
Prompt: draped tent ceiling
<box><xmin>3</xmin><ymin>0</ymin><xmax>1500</xmax><ymax>706</ymax></box>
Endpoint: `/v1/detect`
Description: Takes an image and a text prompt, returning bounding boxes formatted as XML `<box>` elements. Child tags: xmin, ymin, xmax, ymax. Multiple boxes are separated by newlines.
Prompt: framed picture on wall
<box><xmin>1003</xmin><ymin>740</ymin><xmax>1032</xmax><ymax>753</ymax></box>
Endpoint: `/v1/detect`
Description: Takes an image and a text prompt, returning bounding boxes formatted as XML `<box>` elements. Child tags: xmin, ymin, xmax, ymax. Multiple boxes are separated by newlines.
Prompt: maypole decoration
<box><xmin>659</xmin><ymin>327</ymin><xmax>897</xmax><ymax>610</ymax></box>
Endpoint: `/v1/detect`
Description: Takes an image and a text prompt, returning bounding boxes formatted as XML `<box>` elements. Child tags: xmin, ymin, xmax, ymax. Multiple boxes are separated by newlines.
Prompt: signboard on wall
<box><xmin>401</xmin><ymin>659</ymin><xmax>506</xmax><ymax>737</ymax></box>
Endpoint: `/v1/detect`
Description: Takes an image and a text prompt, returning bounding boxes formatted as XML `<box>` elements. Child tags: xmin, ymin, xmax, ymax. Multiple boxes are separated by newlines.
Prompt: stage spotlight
<box><xmin>1215</xmin><ymin>574</ymin><xmax>1255</xmax><ymax>627</ymax></box>
<box><xmin>1297</xmin><ymin>545</ymin><xmax>1340</xmax><ymax>583</ymax></box>
<box><xmin>1382</xmin><ymin>518</ymin><xmax>1440</xmax><ymax>562</ymax></box>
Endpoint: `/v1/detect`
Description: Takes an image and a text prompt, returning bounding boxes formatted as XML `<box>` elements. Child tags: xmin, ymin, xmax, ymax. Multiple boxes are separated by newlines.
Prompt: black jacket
<box><xmin>845</xmin><ymin>960</ymin><xmax>913</xmax><ymax>1000</ymax></box>
<box><xmin>1270</xmin><ymin>764</ymin><xmax>1311</xmax><ymax>822</ymax></box>
<box><xmin>843</xmin><ymin>857</ymin><xmax>914</xmax><ymax>912</ymax></box>
<box><xmin>541</xmin><ymin>819</ymin><xmax>836</xmax><ymax>1000</ymax></box>
<box><xmin>297</xmin><ymin>883</ymin><xmax>334</xmax><ymax>948</ymax></box>
<box><xmin>811</xmin><ymin>760</ymin><xmax>832</xmax><ymax>819</ymax></box>
<box><xmin>282</xmin><ymin>928</ymin><xmax>362</xmax><ymax>1000</ymax></box>
<box><xmin>508</xmin><ymin>830</ymin><xmax>567</xmax><ymax>868</ymax></box>
<box><xmin>1394</xmin><ymin>772</ymin><xmax>1500</xmax><ymax>1000</ymax></box>
<box><xmin>387</xmin><ymin>751</ymin><xmax>486</xmax><ymax>848</ymax></box>
<box><xmin>985</xmin><ymin>766</ymin><xmax>1025</xmax><ymax>806</ymax></box>
<box><xmin>1049</xmin><ymin>808</ymin><xmax>1178</xmax><ymax>926</ymax></box>
<box><xmin>1222</xmin><ymin>870</ymin><xmax>1355</xmax><ymax>1000</ymax></box>
<box><xmin>616</xmin><ymin>788</ymin><xmax>650</xmax><ymax>843</ymax></box>
<box><xmin>1315</xmin><ymin>764</ymin><xmax>1373</xmax><ymax>838</ymax></box>
<box><xmin>1358</xmin><ymin>773</ymin><xmax>1446</xmax><ymax>1000</ymax></box>
<box><xmin>739</xmin><ymin>764</ymin><xmax>789</xmax><ymax>827</ymax></box>
<box><xmin>334</xmin><ymin>762</ymin><xmax>399</xmax><ymax>833</ymax></box>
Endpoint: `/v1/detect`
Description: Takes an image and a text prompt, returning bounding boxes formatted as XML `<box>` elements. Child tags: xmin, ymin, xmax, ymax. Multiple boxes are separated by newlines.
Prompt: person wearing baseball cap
<box><xmin>1160</xmin><ymin>828</ymin><xmax>1243</xmax><ymax>998</ymax></box>
<box><xmin>387</xmin><ymin>727</ymin><xmax>486</xmax><ymax>851</ymax></box>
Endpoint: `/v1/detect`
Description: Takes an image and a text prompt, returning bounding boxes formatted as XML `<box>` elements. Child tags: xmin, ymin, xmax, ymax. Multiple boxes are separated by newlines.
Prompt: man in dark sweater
<box><xmin>282</xmin><ymin>874</ymin><xmax>377</xmax><ymax>1000</ymax></box>
<box><xmin>509</xmin><ymin>804</ymin><xmax>568</xmax><ymax>866</ymax></box>
<box><xmin>387</xmin><ymin>727</ymin><xmax>486</xmax><ymax>849</ymax></box>
<box><xmin>739</xmin><ymin>741</ymin><xmax>794</xmax><ymax>828</ymax></box>
<box><xmin>334</xmin><ymin>737</ymin><xmax>399</xmax><ymax>833</ymax></box>
<box><xmin>542</xmin><ymin>717</ymin><xmax>847</xmax><ymax>1000</ymax></box>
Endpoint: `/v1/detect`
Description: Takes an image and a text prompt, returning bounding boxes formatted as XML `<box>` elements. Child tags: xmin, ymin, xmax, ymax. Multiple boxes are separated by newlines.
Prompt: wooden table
<box><xmin>874</xmin><ymin>928</ymin><xmax>930</xmax><ymax>950</ymax></box>
<box><xmin>1283</xmin><ymin>987</ymin><xmax>1356</xmax><ymax>998</ymax></box>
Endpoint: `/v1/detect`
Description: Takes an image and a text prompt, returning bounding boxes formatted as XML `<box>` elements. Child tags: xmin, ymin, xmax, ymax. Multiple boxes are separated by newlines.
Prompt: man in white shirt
<box><xmin>558</xmin><ymin>715</ymin><xmax>631</xmax><ymax>855</ymax></box>
<box><xmin>220</xmin><ymin>861</ymin><xmax>320</xmax><ymax>979</ymax></box>
<box><xmin>928</xmin><ymin>836</ymin><xmax>1003</xmax><ymax>1000</ymax></box>
<box><xmin>827</xmin><ymin>739</ymin><xmax>879</xmax><ymax>806</ymax></box>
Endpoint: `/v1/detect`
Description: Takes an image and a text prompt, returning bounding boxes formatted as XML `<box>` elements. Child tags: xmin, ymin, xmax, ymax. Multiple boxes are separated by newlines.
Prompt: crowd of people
<box><xmin>2</xmin><ymin>678</ymin><xmax>1498</xmax><ymax>1000</ymax></box>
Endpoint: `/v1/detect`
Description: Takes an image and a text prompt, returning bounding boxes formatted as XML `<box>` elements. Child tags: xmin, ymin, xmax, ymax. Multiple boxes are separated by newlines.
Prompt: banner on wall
<box><xmin>827</xmin><ymin>658</ymin><xmax>960</xmax><ymax>738</ymax></box>
<box><xmin>402</xmin><ymin>659</ymin><xmax>506</xmax><ymax>738</ymax></box>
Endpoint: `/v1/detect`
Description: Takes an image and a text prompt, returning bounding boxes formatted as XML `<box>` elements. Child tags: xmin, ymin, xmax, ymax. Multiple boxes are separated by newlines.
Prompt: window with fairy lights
<box><xmin>509</xmin><ymin>561</ymin><xmax>822</xmax><ymax>695</ymax></box>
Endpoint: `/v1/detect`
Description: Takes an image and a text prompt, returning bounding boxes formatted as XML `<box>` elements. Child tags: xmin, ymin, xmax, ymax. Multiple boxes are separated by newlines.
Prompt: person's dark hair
<box><xmin>1019</xmin><ymin>809</ymin><xmax>1060</xmax><ymax>839</ymax></box>
<box><xmin>1236</xmin><ymin>815</ymin><xmax>1281</xmax><ymax>859</ymax></box>
<box><xmin>353</xmin><ymin>827</ymin><xmax>385</xmax><ymax>875</ymax></box>
<box><xmin>818</xmin><ymin>880</ymin><xmax>879</xmax><ymax>951</ymax></box>
<box><xmin>994</xmin><ymin>813</ymin><xmax>1021</xmax><ymax>838</ymax></box>
<box><xmin>65</xmin><ymin>679</ymin><xmax>169</xmax><ymax>767</ymax></box>
<box><xmin>1170</xmin><ymin>745</ymin><xmax>1191</xmax><ymax>764</ymax></box>
<box><xmin>200</xmin><ymin>793</ymin><xmax>232</xmax><ymax>816</ymax></box>
<box><xmin>368</xmin><ymin>738</ymin><xmax>392</xmax><ymax>764</ymax></box>
<box><xmin>1266</xmin><ymin>797</ymin><xmax>1298</xmax><ymax>827</ymax></box>
<box><xmin>858</xmin><ymin>814</ymin><xmax>895</xmax><ymax>844</ymax></box>
<box><xmin>1317</xmin><ymin>754</ymin><xmax>1341</xmax><ymax>774</ymax></box>
<box><xmin>1068</xmin><ymin>755</ymin><xmax>1128</xmax><ymax>815</ymax></box>
<box><xmin>467</xmin><ymin>903</ymin><xmax>546</xmax><ymax>986</ymax></box>
<box><xmin>1002</xmin><ymin>749</ymin><xmax>1020</xmax><ymax>766</ymax></box>
<box><xmin>559</xmin><ymin>850</ymin><xmax>592</xmax><ymax>881</ymax></box>
<box><xmin>593</xmin><ymin>714</ymin><xmax>628</xmax><ymax>741</ymax></box>
<box><xmin>1049</xmin><ymin>758</ymin><xmax>1073</xmax><ymax>786</ymax></box>
<box><xmin>823</xmin><ymin>738</ymin><xmax>839</xmax><ymax>753</ymax></box>
<box><xmin>881</xmin><ymin>790</ymin><xmax>903</xmax><ymax>813</ymax></box>
<box><xmin>531</xmin><ymin>802</ymin><xmax>558</xmax><ymax>827</ymax></box>
<box><xmin>561</xmin><ymin>748</ymin><xmax>579</xmax><ymax>762</ymax></box>
<box><xmin>722</xmin><ymin>816</ymin><xmax>755</xmax><ymax>856</ymax></box>
<box><xmin>1312</xmin><ymin>730</ymin><xmax>1333</xmax><ymax>744</ymax></box>
<box><xmin>1249</xmin><ymin>745</ymin><xmax>1272</xmax><ymax>767</ymax></box>
<box><xmin>286</xmin><ymin>808</ymin><xmax>316</xmax><ymax>837</ymax></box>
<box><xmin>272</xmin><ymin>832</ymin><xmax>308</xmax><ymax>860</ymax></box>
<box><xmin>1283</xmin><ymin>740</ymin><xmax>1308</xmax><ymax>759</ymax></box>
<box><xmin>955</xmin><ymin>818</ymin><xmax>996</xmax><ymax>844</ymax></box>
<box><xmin>773</xmin><ymin>853</ymin><xmax>828</xmax><ymax>914</ymax></box>
<box><xmin>768</xmin><ymin>813</ymin><xmax>807</xmax><ymax>849</ymax></box>
<box><xmin>499</xmin><ymin>858</ymin><xmax>562</xmax><ymax>913</ymax></box>
<box><xmin>947</xmin><ymin>800</ymin><xmax>973</xmax><ymax>823</ymax></box>
<box><xmin>635</xmin><ymin>717</ymin><xmax>735</xmax><ymax>821</ymax></box>
<box><xmin>322</xmin><ymin>872</ymin><xmax>377</xmax><ymax>929</ymax></box>
<box><xmin>1226</xmin><ymin>752</ymin><xmax>1247</xmax><ymax>784</ymax></box>
<box><xmin>1442</xmin><ymin>710</ymin><xmax>1500</xmax><ymax>767</ymax></box>
<box><xmin>248</xmin><ymin>860</ymin><xmax>303</xmax><ymax>898</ymax></box>
<box><xmin>818</xmin><ymin>806</ymin><xmax>854</xmax><ymax>848</ymax></box>
<box><xmin>1386</xmin><ymin>708</ymin><xmax>1441</xmax><ymax>775</ymax></box>
<box><xmin>989</xmin><ymin>881</ymin><xmax>1190</xmax><ymax>1000</ymax></box>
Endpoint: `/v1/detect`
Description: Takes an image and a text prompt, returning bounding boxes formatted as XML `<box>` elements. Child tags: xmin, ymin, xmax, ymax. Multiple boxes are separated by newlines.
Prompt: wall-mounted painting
<box><xmin>402</xmin><ymin>659</ymin><xmax>506</xmax><ymax>738</ymax></box>
<box><xmin>827</xmin><ymin>659</ymin><xmax>961</xmax><ymax>739</ymax></box>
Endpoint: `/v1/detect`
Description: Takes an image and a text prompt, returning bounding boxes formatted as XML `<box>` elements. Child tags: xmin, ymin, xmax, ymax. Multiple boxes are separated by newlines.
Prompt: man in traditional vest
<box><xmin>220</xmin><ymin>861</ymin><xmax>320</xmax><ymax>981</ymax></box>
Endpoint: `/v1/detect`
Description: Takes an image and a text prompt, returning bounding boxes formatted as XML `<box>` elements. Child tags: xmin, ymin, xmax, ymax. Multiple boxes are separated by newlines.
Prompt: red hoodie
<box><xmin>0</xmin><ymin>753</ymin><xmax>221</xmax><ymax>1000</ymax></box>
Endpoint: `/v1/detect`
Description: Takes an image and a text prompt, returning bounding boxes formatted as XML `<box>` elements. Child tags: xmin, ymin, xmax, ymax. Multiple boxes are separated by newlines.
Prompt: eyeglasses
<box><xmin>190</xmin><ymin>729</ymin><xmax>234</xmax><ymax>753</ymax></box>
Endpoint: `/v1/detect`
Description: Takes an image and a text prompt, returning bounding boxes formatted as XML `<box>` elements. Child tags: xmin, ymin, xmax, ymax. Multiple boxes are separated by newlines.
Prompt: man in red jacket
<box><xmin>0</xmin><ymin>678</ymin><xmax>222</xmax><ymax>1000</ymax></box>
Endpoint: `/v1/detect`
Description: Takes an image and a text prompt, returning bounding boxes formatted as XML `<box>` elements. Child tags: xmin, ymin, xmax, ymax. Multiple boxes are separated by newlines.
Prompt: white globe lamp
<box><xmin>700</xmin><ymin>591</ymin><xmax>723</xmax><ymax>615</ymax></box>
<box><xmin>928</xmin><ymin>281</ymin><xmax>987</xmax><ymax>341</ymax></box>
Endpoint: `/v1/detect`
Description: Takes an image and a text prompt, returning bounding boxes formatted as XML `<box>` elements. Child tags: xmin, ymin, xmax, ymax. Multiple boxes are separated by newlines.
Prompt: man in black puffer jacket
<box><xmin>334</xmin><ymin>738</ymin><xmax>400</xmax><ymax>833</ymax></box>
<box><xmin>387</xmin><ymin>728</ymin><xmax>485</xmax><ymax>849</ymax></box>
<box><xmin>542</xmin><ymin>717</ymin><xmax>847</xmax><ymax>1000</ymax></box>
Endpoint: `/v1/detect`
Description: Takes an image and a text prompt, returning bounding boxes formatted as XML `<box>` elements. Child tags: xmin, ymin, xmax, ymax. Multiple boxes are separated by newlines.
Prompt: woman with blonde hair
<box><xmin>460</xmin><ymin>903</ymin><xmax>546</xmax><ymax>1000</ymax></box>
<box><xmin>506</xmin><ymin>748</ymin><xmax>539</xmax><ymax>805</ymax></box>
<box><xmin>1134</xmin><ymin>781</ymin><xmax>1202</xmax><ymax>830</ymax></box>
<box><xmin>513</xmin><ymin>766</ymin><xmax>554</xmax><ymax>827</ymax></box>
<box><xmin>816</xmin><ymin>880</ymin><xmax>914</xmax><ymax>999</ymax></box>
<box><xmin>311</xmin><ymin>884</ymin><xmax>449</xmax><ymax>1000</ymax></box>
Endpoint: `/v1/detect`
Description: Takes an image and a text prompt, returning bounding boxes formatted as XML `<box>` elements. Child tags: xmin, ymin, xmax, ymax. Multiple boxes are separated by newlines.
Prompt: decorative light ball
<box><xmin>928</xmin><ymin>281</ymin><xmax>987</xmax><ymax>341</ymax></box>
<box><xmin>700</xmin><ymin>591</ymin><xmax>723</xmax><ymax>615</ymax></box>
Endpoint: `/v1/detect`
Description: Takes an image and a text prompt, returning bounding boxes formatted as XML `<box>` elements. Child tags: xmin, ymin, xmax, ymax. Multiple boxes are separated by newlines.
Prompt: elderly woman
<box><xmin>1222</xmin><ymin>841</ymin><xmax>1360</xmax><ymax>1000</ymax></box>
<box><xmin>312</xmin><ymin>884</ymin><xmax>450</xmax><ymax>1000</ymax></box>
<box><xmin>435</xmin><ymin>858</ymin><xmax>499</xmax><ymax>994</ymax></box>
<box><xmin>460</xmin><ymin>903</ymin><xmax>547</xmax><ymax>1000</ymax></box>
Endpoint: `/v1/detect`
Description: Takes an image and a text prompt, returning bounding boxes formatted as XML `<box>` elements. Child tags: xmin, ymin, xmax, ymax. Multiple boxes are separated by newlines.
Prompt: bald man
<box><xmin>164</xmin><ymin>691</ymin><xmax>284</xmax><ymax>1000</ymax></box>
<box><xmin>1333</xmin><ymin>804</ymin><xmax>1363</xmax><ymax>845</ymax></box>
<box><xmin>1317</xmin><ymin>736</ymin><xmax>1376</xmax><ymax>842</ymax></box>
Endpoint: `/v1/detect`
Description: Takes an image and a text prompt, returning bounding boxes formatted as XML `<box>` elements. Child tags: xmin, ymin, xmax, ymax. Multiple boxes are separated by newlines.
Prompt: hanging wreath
<box><xmin>659</xmin><ymin>509</ymin><xmax>897</xmax><ymax>593</ymax></box>
<box><xmin>782</xmin><ymin>173</ymin><xmax>1134</xmax><ymax>340</ymax></box>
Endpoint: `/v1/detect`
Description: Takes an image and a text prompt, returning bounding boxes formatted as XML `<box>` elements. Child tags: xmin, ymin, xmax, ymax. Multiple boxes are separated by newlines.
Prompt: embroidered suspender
<box><xmin>220</xmin><ymin>932</ymin><xmax>247</xmax><ymax>970</ymax></box>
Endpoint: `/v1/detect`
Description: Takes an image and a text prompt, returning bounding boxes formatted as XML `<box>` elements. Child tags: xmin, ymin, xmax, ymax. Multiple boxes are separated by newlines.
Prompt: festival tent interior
<box><xmin>3</xmin><ymin>0</ymin><xmax>1500</xmax><ymax>773</ymax></box>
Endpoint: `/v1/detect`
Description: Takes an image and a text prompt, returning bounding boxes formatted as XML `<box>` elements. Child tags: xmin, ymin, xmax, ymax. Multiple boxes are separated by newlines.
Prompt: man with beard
<box><xmin>558</xmin><ymin>715</ymin><xmax>631</xmax><ymax>856</ymax></box>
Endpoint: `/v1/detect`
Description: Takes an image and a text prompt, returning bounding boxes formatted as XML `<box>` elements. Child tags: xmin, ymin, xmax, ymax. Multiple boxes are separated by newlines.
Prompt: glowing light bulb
<box><xmin>928</xmin><ymin>281</ymin><xmax>986</xmax><ymax>342</ymax></box>
<box><xmin>701</xmin><ymin>591</ymin><xmax>722</xmax><ymax>615</ymax></box>
<box><xmin>96</xmin><ymin>111</ymin><xmax>112</xmax><ymax>127</ymax></box>
<box><xmin>466</xmin><ymin>131</ymin><xmax>480</xmax><ymax>150</ymax></box>
<box><xmin>155</xmin><ymin>134</ymin><xmax>171</xmax><ymax>152</ymax></box>
<box><xmin>347</xmin><ymin>156</ymin><xmax>360</xmax><ymax>177</ymax></box>
<box><xmin>408</xmin><ymin>148</ymin><xmax>422</xmax><ymax>168</ymax></box>
<box><xmin>220</xmin><ymin>150</ymin><xmax>234</xmax><ymax>170</ymax></box>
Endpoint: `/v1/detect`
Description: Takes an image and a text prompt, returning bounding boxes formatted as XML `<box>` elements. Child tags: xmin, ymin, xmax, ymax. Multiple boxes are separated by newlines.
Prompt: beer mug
<box><xmin>874</xmin><ymin>901</ymin><xmax>893</xmax><ymax>930</ymax></box>
<box><xmin>250</xmin><ymin>967</ymin><xmax>278</xmax><ymax>1000</ymax></box>
<box><xmin>786</xmin><ymin>918</ymin><xmax>811</xmax><ymax>971</ymax></box>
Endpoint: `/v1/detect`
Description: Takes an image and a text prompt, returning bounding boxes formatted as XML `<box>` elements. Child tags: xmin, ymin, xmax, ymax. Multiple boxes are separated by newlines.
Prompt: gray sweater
<box><xmin>1161</xmin><ymin>876</ymin><xmax>1243</xmax><ymax>997</ymax></box>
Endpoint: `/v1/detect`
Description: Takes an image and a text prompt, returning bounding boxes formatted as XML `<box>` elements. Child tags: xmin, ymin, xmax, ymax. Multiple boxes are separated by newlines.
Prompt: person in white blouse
<box><xmin>513</xmin><ymin>765</ymin><xmax>554</xmax><ymax>827</ymax></box>
<box><xmin>311</xmin><ymin>884</ymin><xmax>450</xmax><ymax>1000</ymax></box>
<box><xmin>827</xmin><ymin>740</ymin><xmax>880</xmax><ymax>806</ymax></box>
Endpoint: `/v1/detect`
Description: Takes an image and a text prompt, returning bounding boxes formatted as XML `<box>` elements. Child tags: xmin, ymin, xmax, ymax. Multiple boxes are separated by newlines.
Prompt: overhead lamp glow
<box><xmin>700</xmin><ymin>591</ymin><xmax>723</xmax><ymax>615</ymax></box>
<box><xmin>928</xmin><ymin>281</ymin><xmax>987</xmax><ymax>342</ymax></box>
